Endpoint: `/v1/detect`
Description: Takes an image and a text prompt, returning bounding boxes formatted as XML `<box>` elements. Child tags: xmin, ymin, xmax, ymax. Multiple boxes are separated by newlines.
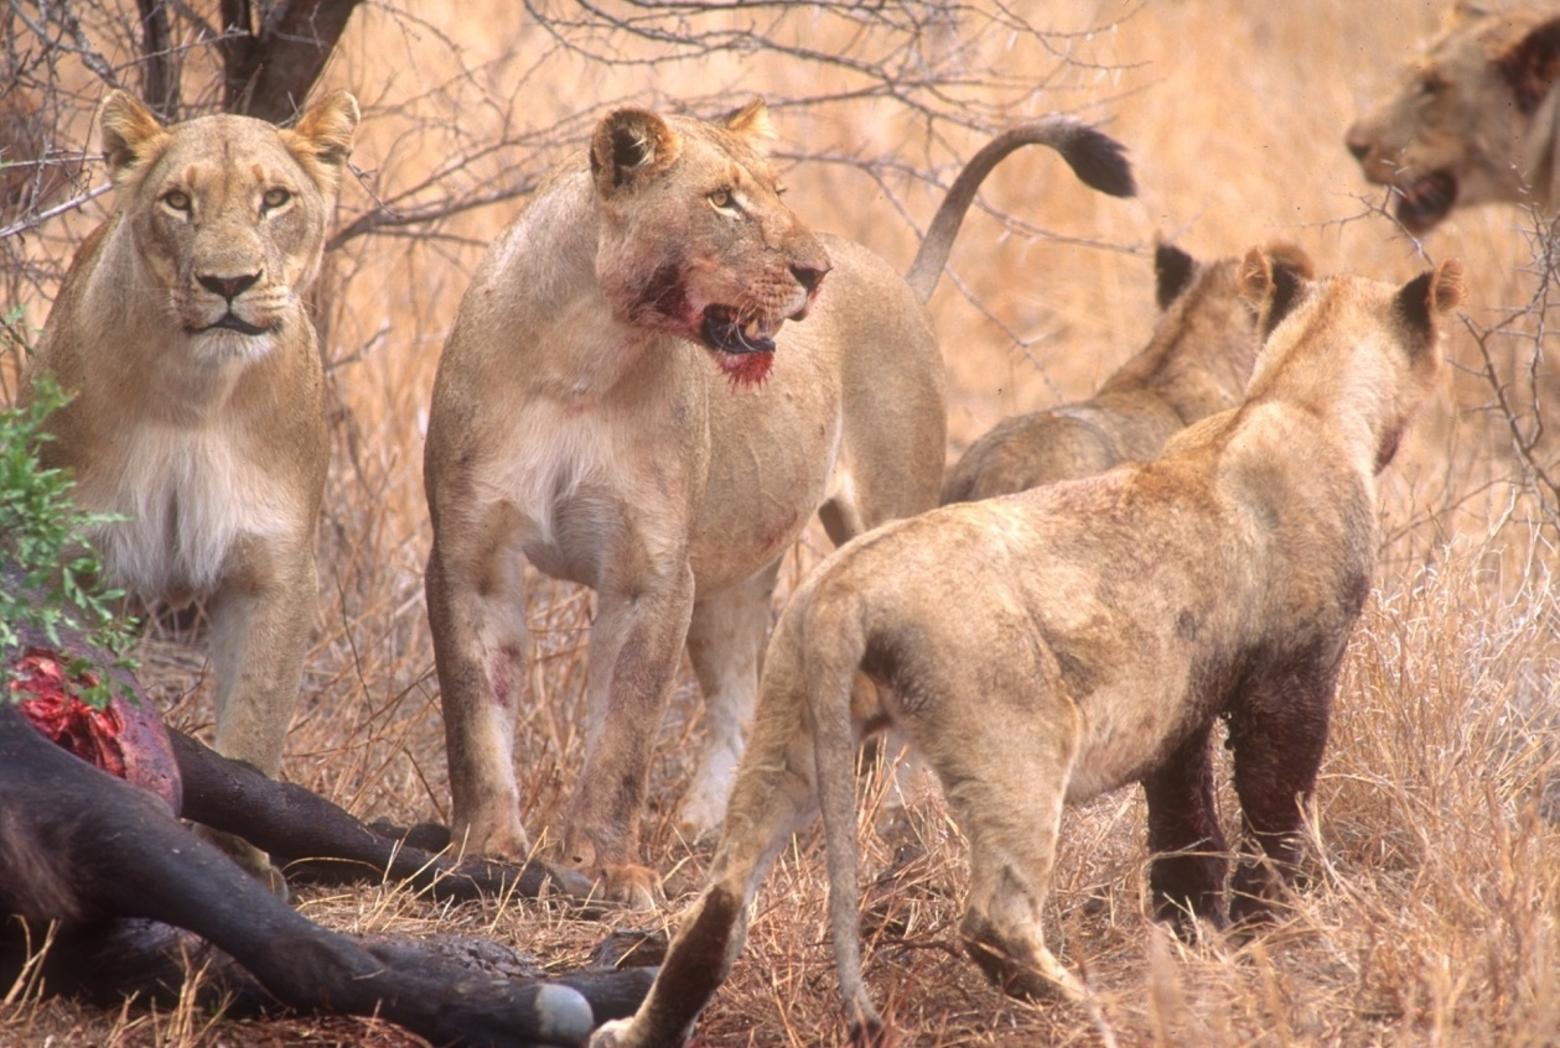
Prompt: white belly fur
<box><xmin>476</xmin><ymin>403</ymin><xmax>618</xmax><ymax>556</ymax></box>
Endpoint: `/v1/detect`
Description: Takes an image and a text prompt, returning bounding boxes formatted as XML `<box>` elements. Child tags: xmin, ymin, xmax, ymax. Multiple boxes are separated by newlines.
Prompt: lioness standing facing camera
<box><xmin>22</xmin><ymin>90</ymin><xmax>358</xmax><ymax>875</ymax></box>
<box><xmin>423</xmin><ymin>100</ymin><xmax>1134</xmax><ymax>905</ymax></box>
<box><xmin>590</xmin><ymin>251</ymin><xmax>1463</xmax><ymax>1046</ymax></box>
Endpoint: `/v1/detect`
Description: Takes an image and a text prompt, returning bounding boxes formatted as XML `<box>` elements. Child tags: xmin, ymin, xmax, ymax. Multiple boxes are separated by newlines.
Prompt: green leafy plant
<box><xmin>1</xmin><ymin>360</ymin><xmax>139</xmax><ymax>707</ymax></box>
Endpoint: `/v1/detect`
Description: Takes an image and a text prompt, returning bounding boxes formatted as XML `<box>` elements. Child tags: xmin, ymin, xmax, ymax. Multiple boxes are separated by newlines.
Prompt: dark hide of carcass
<box><xmin>1</xmin><ymin>629</ymin><xmax>653</xmax><ymax>1048</ymax></box>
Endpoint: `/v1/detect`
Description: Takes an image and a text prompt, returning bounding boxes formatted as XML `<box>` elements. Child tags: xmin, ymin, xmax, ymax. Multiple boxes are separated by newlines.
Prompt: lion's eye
<box><xmin>262</xmin><ymin>187</ymin><xmax>291</xmax><ymax>211</ymax></box>
<box><xmin>708</xmin><ymin>187</ymin><xmax>737</xmax><ymax>211</ymax></box>
<box><xmin>1419</xmin><ymin>73</ymin><xmax>1447</xmax><ymax>98</ymax></box>
<box><xmin>162</xmin><ymin>189</ymin><xmax>191</xmax><ymax>212</ymax></box>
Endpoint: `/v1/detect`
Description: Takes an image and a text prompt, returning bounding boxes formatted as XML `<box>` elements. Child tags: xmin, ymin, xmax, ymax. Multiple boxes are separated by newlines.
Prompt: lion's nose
<box><xmin>790</xmin><ymin>262</ymin><xmax>829</xmax><ymax>295</ymax></box>
<box><xmin>197</xmin><ymin>271</ymin><xmax>260</xmax><ymax>301</ymax></box>
<box><xmin>1345</xmin><ymin>129</ymin><xmax>1371</xmax><ymax>162</ymax></box>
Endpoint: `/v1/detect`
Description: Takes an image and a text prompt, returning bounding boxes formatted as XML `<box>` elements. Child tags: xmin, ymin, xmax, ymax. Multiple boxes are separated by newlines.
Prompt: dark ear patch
<box><xmin>1396</xmin><ymin>271</ymin><xmax>1436</xmax><ymax>335</ymax></box>
<box><xmin>1499</xmin><ymin>17</ymin><xmax>1560</xmax><ymax>114</ymax></box>
<box><xmin>1262</xmin><ymin>263</ymin><xmax>1304</xmax><ymax>338</ymax></box>
<box><xmin>1396</xmin><ymin>259</ymin><xmax>1465</xmax><ymax>338</ymax></box>
<box><xmin>611</xmin><ymin>124</ymin><xmax>651</xmax><ymax>176</ymax></box>
<box><xmin>589</xmin><ymin>109</ymin><xmax>681</xmax><ymax>196</ymax></box>
<box><xmin>1153</xmin><ymin>242</ymin><xmax>1197</xmax><ymax>310</ymax></box>
<box><xmin>1236</xmin><ymin>246</ymin><xmax>1311</xmax><ymax>339</ymax></box>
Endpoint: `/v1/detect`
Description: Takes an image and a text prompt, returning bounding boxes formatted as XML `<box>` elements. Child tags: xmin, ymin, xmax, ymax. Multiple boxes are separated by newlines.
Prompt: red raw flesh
<box><xmin>12</xmin><ymin>650</ymin><xmax>127</xmax><ymax>776</ymax></box>
<box><xmin>10</xmin><ymin>648</ymin><xmax>182</xmax><ymax>812</ymax></box>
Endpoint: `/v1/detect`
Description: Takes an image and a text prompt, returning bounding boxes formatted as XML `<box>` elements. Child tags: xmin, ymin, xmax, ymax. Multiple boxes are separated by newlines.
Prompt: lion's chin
<box><xmin>191</xmin><ymin>327</ymin><xmax>276</xmax><ymax>364</ymax></box>
<box><xmin>711</xmin><ymin>347</ymin><xmax>774</xmax><ymax>387</ymax></box>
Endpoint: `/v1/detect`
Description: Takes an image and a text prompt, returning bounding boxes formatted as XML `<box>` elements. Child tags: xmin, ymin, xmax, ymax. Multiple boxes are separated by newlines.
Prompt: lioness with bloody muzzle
<box><xmin>422</xmin><ymin>101</ymin><xmax>1134</xmax><ymax>905</ymax></box>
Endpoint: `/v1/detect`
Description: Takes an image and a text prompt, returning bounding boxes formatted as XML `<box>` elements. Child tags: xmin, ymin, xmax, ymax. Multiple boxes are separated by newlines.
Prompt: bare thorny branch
<box><xmin>1458</xmin><ymin>200</ymin><xmax>1560</xmax><ymax>537</ymax></box>
<box><xmin>1</xmin><ymin>0</ymin><xmax>1157</xmax><ymax>607</ymax></box>
<box><xmin>3</xmin><ymin>1</ymin><xmax>1144</xmax><ymax>318</ymax></box>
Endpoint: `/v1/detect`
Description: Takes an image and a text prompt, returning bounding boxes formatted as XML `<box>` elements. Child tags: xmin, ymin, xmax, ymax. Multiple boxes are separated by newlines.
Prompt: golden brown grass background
<box><xmin>4</xmin><ymin>1</ymin><xmax>1558</xmax><ymax>1045</ymax></box>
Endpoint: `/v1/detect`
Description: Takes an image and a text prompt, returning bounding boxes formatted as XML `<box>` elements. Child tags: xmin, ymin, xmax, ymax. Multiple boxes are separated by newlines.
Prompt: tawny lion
<box><xmin>589</xmin><ymin>250</ymin><xmax>1464</xmax><ymax>1046</ymax></box>
<box><xmin>942</xmin><ymin>240</ymin><xmax>1314</xmax><ymax>504</ymax></box>
<box><xmin>1347</xmin><ymin>3</ymin><xmax>1560</xmax><ymax>232</ymax></box>
<box><xmin>422</xmin><ymin>101</ymin><xmax>1134</xmax><ymax>905</ymax></box>
<box><xmin>21</xmin><ymin>90</ymin><xmax>358</xmax><ymax>879</ymax></box>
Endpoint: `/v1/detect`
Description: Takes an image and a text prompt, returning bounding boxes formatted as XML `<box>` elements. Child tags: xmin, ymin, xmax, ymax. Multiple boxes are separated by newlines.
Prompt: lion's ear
<box><xmin>289</xmin><ymin>91</ymin><xmax>360</xmax><ymax>166</ymax></box>
<box><xmin>1152</xmin><ymin>239</ymin><xmax>1197</xmax><ymax>311</ymax></box>
<box><xmin>99</xmin><ymin>90</ymin><xmax>168</xmax><ymax>184</ymax></box>
<box><xmin>1237</xmin><ymin>248</ymin><xmax>1272</xmax><ymax>311</ymax></box>
<box><xmin>1239</xmin><ymin>245</ymin><xmax>1311</xmax><ymax>339</ymax></box>
<box><xmin>590</xmin><ymin>109</ymin><xmax>682</xmax><ymax>197</ymax></box>
<box><xmin>725</xmin><ymin>99</ymin><xmax>776</xmax><ymax>153</ymax></box>
<box><xmin>1498</xmin><ymin>16</ymin><xmax>1560</xmax><ymax>114</ymax></box>
<box><xmin>282</xmin><ymin>90</ymin><xmax>359</xmax><ymax>196</ymax></box>
<box><xmin>1262</xmin><ymin>241</ymin><xmax>1315</xmax><ymax>282</ymax></box>
<box><xmin>1396</xmin><ymin>259</ymin><xmax>1464</xmax><ymax>339</ymax></box>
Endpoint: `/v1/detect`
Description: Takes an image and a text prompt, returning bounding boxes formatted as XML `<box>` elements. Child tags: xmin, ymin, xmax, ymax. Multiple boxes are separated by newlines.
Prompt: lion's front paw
<box><xmin>587</xmin><ymin>1017</ymin><xmax>637</xmax><ymax>1048</ymax></box>
<box><xmin>455</xmin><ymin>809</ymin><xmax>531</xmax><ymax>861</ymax></box>
<box><xmin>598</xmin><ymin>863</ymin><xmax>664</xmax><ymax>911</ymax></box>
<box><xmin>675</xmin><ymin>784</ymin><xmax>728</xmax><ymax>843</ymax></box>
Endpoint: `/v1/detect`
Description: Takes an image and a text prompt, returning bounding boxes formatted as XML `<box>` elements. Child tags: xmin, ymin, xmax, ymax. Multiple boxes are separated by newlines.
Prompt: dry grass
<box><xmin>4</xmin><ymin>1</ymin><xmax>1559</xmax><ymax>1045</ymax></box>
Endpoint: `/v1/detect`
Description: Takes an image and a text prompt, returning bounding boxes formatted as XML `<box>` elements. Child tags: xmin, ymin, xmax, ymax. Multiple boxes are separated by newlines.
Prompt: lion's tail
<box><xmin>800</xmin><ymin>594</ymin><xmax>886</xmax><ymax>1041</ymax></box>
<box><xmin>904</xmin><ymin>117</ymin><xmax>1136</xmax><ymax>303</ymax></box>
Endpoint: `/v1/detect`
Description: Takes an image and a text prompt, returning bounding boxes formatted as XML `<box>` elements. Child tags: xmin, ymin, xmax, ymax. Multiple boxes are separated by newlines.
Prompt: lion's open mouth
<box><xmin>701</xmin><ymin>305</ymin><xmax>779</xmax><ymax>385</ymax></box>
<box><xmin>1395</xmin><ymin>171</ymin><xmax>1457</xmax><ymax>234</ymax></box>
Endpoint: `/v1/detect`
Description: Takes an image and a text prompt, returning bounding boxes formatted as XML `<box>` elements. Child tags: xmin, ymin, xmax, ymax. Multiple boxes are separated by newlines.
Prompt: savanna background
<box><xmin>2</xmin><ymin>1</ymin><xmax>1557</xmax><ymax>1045</ymax></box>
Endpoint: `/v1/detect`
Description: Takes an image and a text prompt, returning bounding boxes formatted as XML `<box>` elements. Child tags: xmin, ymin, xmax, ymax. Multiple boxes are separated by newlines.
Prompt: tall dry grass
<box><xmin>3</xmin><ymin>1</ymin><xmax>1557</xmax><ymax>1046</ymax></box>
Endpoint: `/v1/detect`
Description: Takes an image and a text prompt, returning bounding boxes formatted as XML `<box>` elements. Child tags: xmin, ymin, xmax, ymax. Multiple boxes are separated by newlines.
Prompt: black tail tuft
<box><xmin>1059</xmin><ymin>125</ymin><xmax>1136</xmax><ymax>198</ymax></box>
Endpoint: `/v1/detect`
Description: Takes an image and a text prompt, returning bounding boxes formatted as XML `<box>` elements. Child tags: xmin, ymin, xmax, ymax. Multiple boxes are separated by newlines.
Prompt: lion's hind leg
<box><xmin>1142</xmin><ymin>724</ymin><xmax>1229</xmax><ymax>935</ymax></box>
<box><xmin>913</xmin><ymin>684</ymin><xmax>1087</xmax><ymax>1002</ymax></box>
<box><xmin>1226</xmin><ymin>666</ymin><xmax>1336</xmax><ymax>927</ymax></box>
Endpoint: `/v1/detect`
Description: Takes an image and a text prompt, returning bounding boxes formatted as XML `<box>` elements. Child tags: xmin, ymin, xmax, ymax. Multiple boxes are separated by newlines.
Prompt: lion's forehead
<box><xmin>145</xmin><ymin>121</ymin><xmax>307</xmax><ymax>196</ymax></box>
<box><xmin>672</xmin><ymin>121</ymin><xmax>779</xmax><ymax>187</ymax></box>
<box><xmin>1425</xmin><ymin>9</ymin><xmax>1540</xmax><ymax>71</ymax></box>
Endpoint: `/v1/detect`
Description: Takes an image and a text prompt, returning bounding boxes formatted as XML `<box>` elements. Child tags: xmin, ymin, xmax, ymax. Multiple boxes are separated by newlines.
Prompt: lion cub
<box><xmin>22</xmin><ymin>91</ymin><xmax>358</xmax><ymax>871</ymax></box>
<box><xmin>942</xmin><ymin>241</ymin><xmax>1313</xmax><ymax>503</ymax></box>
<box><xmin>590</xmin><ymin>250</ymin><xmax>1463</xmax><ymax>1046</ymax></box>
